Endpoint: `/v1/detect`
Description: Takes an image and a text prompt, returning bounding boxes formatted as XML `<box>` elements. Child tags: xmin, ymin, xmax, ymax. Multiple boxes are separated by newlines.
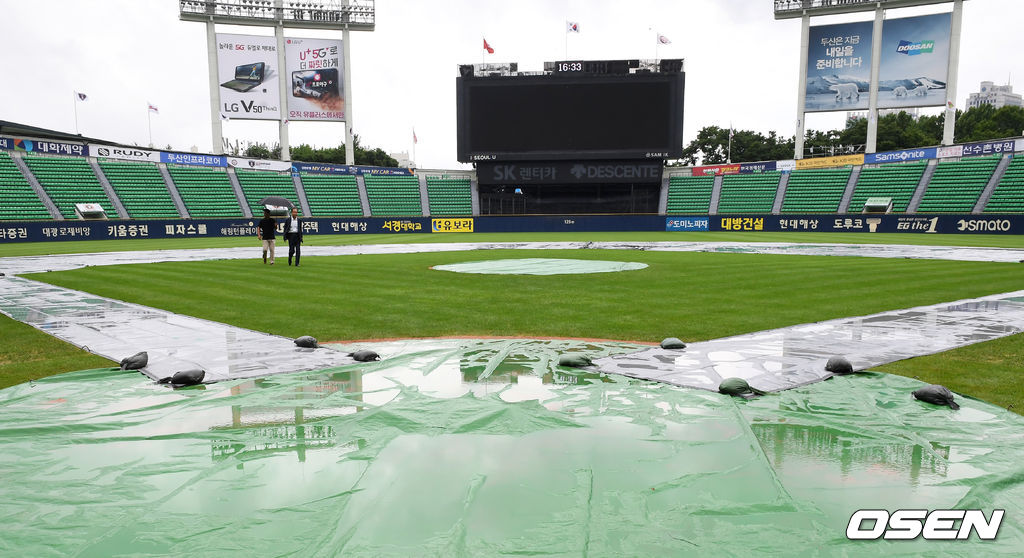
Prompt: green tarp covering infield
<box><xmin>1</xmin><ymin>339</ymin><xmax>1022</xmax><ymax>556</ymax></box>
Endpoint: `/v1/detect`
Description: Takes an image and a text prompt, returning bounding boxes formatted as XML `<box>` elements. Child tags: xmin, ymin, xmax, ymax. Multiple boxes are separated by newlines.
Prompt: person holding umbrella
<box><xmin>283</xmin><ymin>207</ymin><xmax>304</xmax><ymax>266</ymax></box>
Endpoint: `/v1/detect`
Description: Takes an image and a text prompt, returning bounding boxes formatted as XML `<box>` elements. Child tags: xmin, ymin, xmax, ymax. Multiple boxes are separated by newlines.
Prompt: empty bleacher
<box><xmin>22</xmin><ymin>155</ymin><xmax>116</xmax><ymax>219</ymax></box>
<box><xmin>167</xmin><ymin>165</ymin><xmax>243</xmax><ymax>218</ymax></box>
<box><xmin>917</xmin><ymin>154</ymin><xmax>1001</xmax><ymax>213</ymax></box>
<box><xmin>847</xmin><ymin>161</ymin><xmax>926</xmax><ymax>213</ymax></box>
<box><xmin>426</xmin><ymin>176</ymin><xmax>472</xmax><ymax>216</ymax></box>
<box><xmin>982</xmin><ymin>156</ymin><xmax>1024</xmax><ymax>213</ymax></box>
<box><xmin>666</xmin><ymin>176</ymin><xmax>714</xmax><ymax>214</ymax></box>
<box><xmin>717</xmin><ymin>172</ymin><xmax>781</xmax><ymax>214</ymax></box>
<box><xmin>781</xmin><ymin>167</ymin><xmax>851</xmax><ymax>213</ymax></box>
<box><xmin>0</xmin><ymin>152</ymin><xmax>51</xmax><ymax>220</ymax></box>
<box><xmin>300</xmin><ymin>173</ymin><xmax>363</xmax><ymax>217</ymax></box>
<box><xmin>363</xmin><ymin>175</ymin><xmax>422</xmax><ymax>216</ymax></box>
<box><xmin>235</xmin><ymin>169</ymin><xmax>301</xmax><ymax>216</ymax></box>
<box><xmin>98</xmin><ymin>160</ymin><xmax>179</xmax><ymax>219</ymax></box>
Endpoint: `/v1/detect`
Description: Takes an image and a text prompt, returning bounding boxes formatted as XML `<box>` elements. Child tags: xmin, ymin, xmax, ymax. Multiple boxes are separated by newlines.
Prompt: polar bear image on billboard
<box><xmin>829</xmin><ymin>83</ymin><xmax>861</xmax><ymax>102</ymax></box>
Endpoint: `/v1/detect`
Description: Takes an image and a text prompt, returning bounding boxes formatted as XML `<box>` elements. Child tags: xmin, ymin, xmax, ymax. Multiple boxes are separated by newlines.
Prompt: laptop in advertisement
<box><xmin>221</xmin><ymin>62</ymin><xmax>266</xmax><ymax>92</ymax></box>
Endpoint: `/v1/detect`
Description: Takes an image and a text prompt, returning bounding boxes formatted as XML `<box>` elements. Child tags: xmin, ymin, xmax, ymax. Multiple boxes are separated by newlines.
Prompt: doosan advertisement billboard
<box><xmin>216</xmin><ymin>34</ymin><xmax>281</xmax><ymax>121</ymax></box>
<box><xmin>877</xmin><ymin>13</ymin><xmax>951</xmax><ymax>109</ymax></box>
<box><xmin>284</xmin><ymin>37</ymin><xmax>345</xmax><ymax>121</ymax></box>
<box><xmin>805</xmin><ymin>21</ymin><xmax>873</xmax><ymax>112</ymax></box>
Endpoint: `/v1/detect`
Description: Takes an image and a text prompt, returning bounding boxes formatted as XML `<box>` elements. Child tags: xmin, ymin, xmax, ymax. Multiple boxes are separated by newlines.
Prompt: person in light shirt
<box><xmin>283</xmin><ymin>207</ymin><xmax>304</xmax><ymax>266</ymax></box>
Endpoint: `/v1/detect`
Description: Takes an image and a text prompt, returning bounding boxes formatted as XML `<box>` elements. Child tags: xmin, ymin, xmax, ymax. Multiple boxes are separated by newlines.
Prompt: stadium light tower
<box><xmin>775</xmin><ymin>0</ymin><xmax>966</xmax><ymax>159</ymax></box>
<box><xmin>179</xmin><ymin>1</ymin><xmax>375</xmax><ymax>163</ymax></box>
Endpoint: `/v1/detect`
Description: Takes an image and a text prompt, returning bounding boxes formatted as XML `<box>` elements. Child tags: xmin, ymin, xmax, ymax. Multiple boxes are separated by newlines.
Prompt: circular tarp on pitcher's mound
<box><xmin>432</xmin><ymin>258</ymin><xmax>648</xmax><ymax>275</ymax></box>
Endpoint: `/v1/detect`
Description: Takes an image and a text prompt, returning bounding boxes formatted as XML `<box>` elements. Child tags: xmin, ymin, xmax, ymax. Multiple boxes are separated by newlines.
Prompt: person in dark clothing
<box><xmin>257</xmin><ymin>209</ymin><xmax>277</xmax><ymax>265</ymax></box>
<box><xmin>283</xmin><ymin>207</ymin><xmax>304</xmax><ymax>266</ymax></box>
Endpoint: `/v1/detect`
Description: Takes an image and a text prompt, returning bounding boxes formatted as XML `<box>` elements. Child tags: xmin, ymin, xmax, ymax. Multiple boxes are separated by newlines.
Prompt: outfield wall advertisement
<box><xmin>284</xmin><ymin>37</ymin><xmax>345</xmax><ymax>121</ymax></box>
<box><xmin>216</xmin><ymin>33</ymin><xmax>281</xmax><ymax>121</ymax></box>
<box><xmin>89</xmin><ymin>145</ymin><xmax>162</xmax><ymax>163</ymax></box>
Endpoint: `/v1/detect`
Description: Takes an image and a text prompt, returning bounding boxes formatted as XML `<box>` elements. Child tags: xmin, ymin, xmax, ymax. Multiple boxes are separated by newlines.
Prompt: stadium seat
<box><xmin>98</xmin><ymin>160</ymin><xmax>180</xmax><ymax>218</ymax></box>
<box><xmin>167</xmin><ymin>165</ymin><xmax>244</xmax><ymax>218</ymax></box>
<box><xmin>0</xmin><ymin>152</ymin><xmax>51</xmax><ymax>220</ymax></box>
<box><xmin>300</xmin><ymin>173</ymin><xmax>363</xmax><ymax>217</ymax></box>
<box><xmin>982</xmin><ymin>156</ymin><xmax>1024</xmax><ymax>213</ymax></box>
<box><xmin>666</xmin><ymin>176</ymin><xmax>714</xmax><ymax>214</ymax></box>
<box><xmin>363</xmin><ymin>175</ymin><xmax>422</xmax><ymax>216</ymax></box>
<box><xmin>718</xmin><ymin>172</ymin><xmax>781</xmax><ymax>214</ymax></box>
<box><xmin>235</xmin><ymin>169</ymin><xmax>301</xmax><ymax>216</ymax></box>
<box><xmin>781</xmin><ymin>167</ymin><xmax>851</xmax><ymax>214</ymax></box>
<box><xmin>917</xmin><ymin>155</ymin><xmax>1001</xmax><ymax>213</ymax></box>
<box><xmin>22</xmin><ymin>155</ymin><xmax>116</xmax><ymax>219</ymax></box>
<box><xmin>848</xmin><ymin>160</ymin><xmax>926</xmax><ymax>213</ymax></box>
<box><xmin>426</xmin><ymin>176</ymin><xmax>472</xmax><ymax>216</ymax></box>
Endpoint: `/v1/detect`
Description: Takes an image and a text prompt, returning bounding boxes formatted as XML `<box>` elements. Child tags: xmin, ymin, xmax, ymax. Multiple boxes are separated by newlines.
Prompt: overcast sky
<box><xmin>0</xmin><ymin>0</ymin><xmax>1019</xmax><ymax>169</ymax></box>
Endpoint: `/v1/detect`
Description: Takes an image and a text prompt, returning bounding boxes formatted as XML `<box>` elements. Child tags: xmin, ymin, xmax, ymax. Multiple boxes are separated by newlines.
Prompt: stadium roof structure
<box><xmin>178</xmin><ymin>0</ymin><xmax>375</xmax><ymax>30</ymax></box>
<box><xmin>775</xmin><ymin>0</ymin><xmax>969</xmax><ymax>20</ymax></box>
<box><xmin>0</xmin><ymin>120</ymin><xmax>110</xmax><ymax>145</ymax></box>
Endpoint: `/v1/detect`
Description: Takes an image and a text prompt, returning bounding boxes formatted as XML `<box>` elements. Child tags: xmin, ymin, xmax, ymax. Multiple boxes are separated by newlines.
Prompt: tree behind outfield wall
<box><xmin>241</xmin><ymin>135</ymin><xmax>399</xmax><ymax>167</ymax></box>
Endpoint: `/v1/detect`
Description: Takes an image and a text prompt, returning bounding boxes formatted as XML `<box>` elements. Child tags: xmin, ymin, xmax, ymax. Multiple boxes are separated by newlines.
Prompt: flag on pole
<box><xmin>483</xmin><ymin>38</ymin><xmax>494</xmax><ymax>54</ymax></box>
<box><xmin>74</xmin><ymin>91</ymin><xmax>88</xmax><ymax>102</ymax></box>
<box><xmin>566</xmin><ymin>21</ymin><xmax>580</xmax><ymax>33</ymax></box>
<box><xmin>413</xmin><ymin>128</ymin><xmax>418</xmax><ymax>145</ymax></box>
<box><xmin>657</xmin><ymin>34</ymin><xmax>672</xmax><ymax>45</ymax></box>
<box><xmin>147</xmin><ymin>103</ymin><xmax>159</xmax><ymax>114</ymax></box>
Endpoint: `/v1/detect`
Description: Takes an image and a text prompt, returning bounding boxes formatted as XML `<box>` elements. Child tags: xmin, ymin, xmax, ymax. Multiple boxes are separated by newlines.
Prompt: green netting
<box><xmin>1</xmin><ymin>339</ymin><xmax>1022</xmax><ymax>556</ymax></box>
<box><xmin>432</xmin><ymin>258</ymin><xmax>649</xmax><ymax>275</ymax></box>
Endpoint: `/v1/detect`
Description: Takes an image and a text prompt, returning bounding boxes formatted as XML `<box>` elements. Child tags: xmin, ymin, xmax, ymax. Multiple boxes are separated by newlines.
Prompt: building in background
<box><xmin>390</xmin><ymin>150</ymin><xmax>415</xmax><ymax>168</ymax></box>
<box><xmin>967</xmin><ymin>81</ymin><xmax>1022</xmax><ymax>109</ymax></box>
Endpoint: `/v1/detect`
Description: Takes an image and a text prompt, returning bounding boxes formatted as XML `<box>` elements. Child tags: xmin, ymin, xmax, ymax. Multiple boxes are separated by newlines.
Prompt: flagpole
<box><xmin>727</xmin><ymin>124</ymin><xmax>733</xmax><ymax>164</ymax></box>
<box><xmin>73</xmin><ymin>94</ymin><xmax>80</xmax><ymax>135</ymax></box>
<box><xmin>148</xmin><ymin>109</ymin><xmax>153</xmax><ymax>147</ymax></box>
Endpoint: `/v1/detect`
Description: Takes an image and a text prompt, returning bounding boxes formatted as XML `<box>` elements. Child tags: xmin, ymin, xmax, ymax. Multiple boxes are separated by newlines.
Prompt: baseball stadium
<box><xmin>2</xmin><ymin>0</ymin><xmax>1024</xmax><ymax>556</ymax></box>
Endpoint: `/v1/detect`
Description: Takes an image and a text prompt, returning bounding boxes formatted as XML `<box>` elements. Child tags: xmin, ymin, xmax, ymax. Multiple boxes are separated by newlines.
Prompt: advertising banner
<box><xmin>805</xmin><ymin>21</ymin><xmax>873</xmax><ymax>112</ymax></box>
<box><xmin>936</xmin><ymin>145</ymin><xmax>963</xmax><ymax>158</ymax></box>
<box><xmin>665</xmin><ymin>217</ymin><xmax>710</xmax><ymax>231</ymax></box>
<box><xmin>690</xmin><ymin>163</ymin><xmax>740</xmax><ymax>177</ymax></box>
<box><xmin>431</xmin><ymin>218</ymin><xmax>474</xmax><ymax>233</ymax></box>
<box><xmin>1017</xmin><ymin>139</ymin><xmax>1024</xmax><ymax>153</ymax></box>
<box><xmin>215</xmin><ymin>33</ymin><xmax>281</xmax><ymax>121</ymax></box>
<box><xmin>777</xmin><ymin>160</ymin><xmax>796</xmax><ymax>172</ymax></box>
<box><xmin>0</xmin><ymin>137</ymin><xmax>11</xmax><ymax>150</ymax></box>
<box><xmin>89</xmin><ymin>144</ymin><xmax>161</xmax><ymax>163</ymax></box>
<box><xmin>284</xmin><ymin>37</ymin><xmax>345</xmax><ymax>121</ymax></box>
<box><xmin>740</xmin><ymin>161</ymin><xmax>777</xmax><ymax>174</ymax></box>
<box><xmin>477</xmin><ymin>161</ymin><xmax>662</xmax><ymax>184</ymax></box>
<box><xmin>227</xmin><ymin>157</ymin><xmax>292</xmax><ymax>171</ymax></box>
<box><xmin>864</xmin><ymin>147</ymin><xmax>936</xmax><ymax>164</ymax></box>
<box><xmin>795</xmin><ymin>153</ymin><xmax>864</xmax><ymax>169</ymax></box>
<box><xmin>290</xmin><ymin>162</ymin><xmax>414</xmax><ymax>176</ymax></box>
<box><xmin>710</xmin><ymin>214</ymin><xmax>1023</xmax><ymax>234</ymax></box>
<box><xmin>877</xmin><ymin>13</ymin><xmax>952</xmax><ymax>109</ymax></box>
<box><xmin>11</xmin><ymin>138</ymin><xmax>86</xmax><ymax>156</ymax></box>
<box><xmin>961</xmin><ymin>139</ymin><xmax>1016</xmax><ymax>158</ymax></box>
<box><xmin>161</xmin><ymin>152</ymin><xmax>227</xmax><ymax>167</ymax></box>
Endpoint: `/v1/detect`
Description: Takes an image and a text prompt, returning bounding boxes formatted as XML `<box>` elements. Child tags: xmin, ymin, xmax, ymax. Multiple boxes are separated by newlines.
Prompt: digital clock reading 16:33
<box><xmin>556</xmin><ymin>61</ymin><xmax>583</xmax><ymax>72</ymax></box>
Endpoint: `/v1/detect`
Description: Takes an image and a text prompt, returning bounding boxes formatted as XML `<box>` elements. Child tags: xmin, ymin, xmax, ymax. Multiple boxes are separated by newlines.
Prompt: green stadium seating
<box><xmin>300</xmin><ymin>173</ymin><xmax>363</xmax><ymax>217</ymax></box>
<box><xmin>235</xmin><ymin>169</ymin><xmax>301</xmax><ymax>216</ymax></box>
<box><xmin>363</xmin><ymin>175</ymin><xmax>422</xmax><ymax>216</ymax></box>
<box><xmin>167</xmin><ymin>165</ymin><xmax>243</xmax><ymax>218</ymax></box>
<box><xmin>98</xmin><ymin>160</ymin><xmax>179</xmax><ymax>218</ymax></box>
<box><xmin>717</xmin><ymin>172</ymin><xmax>781</xmax><ymax>214</ymax></box>
<box><xmin>781</xmin><ymin>167</ymin><xmax>851</xmax><ymax>213</ymax></box>
<box><xmin>22</xmin><ymin>155</ymin><xmax>115</xmax><ymax>219</ymax></box>
<box><xmin>848</xmin><ymin>161</ymin><xmax>926</xmax><ymax>213</ymax></box>
<box><xmin>666</xmin><ymin>176</ymin><xmax>714</xmax><ymax>214</ymax></box>
<box><xmin>983</xmin><ymin>156</ymin><xmax>1024</xmax><ymax>213</ymax></box>
<box><xmin>0</xmin><ymin>152</ymin><xmax>51</xmax><ymax>220</ymax></box>
<box><xmin>917</xmin><ymin>155</ymin><xmax>1001</xmax><ymax>213</ymax></box>
<box><xmin>426</xmin><ymin>177</ymin><xmax>472</xmax><ymax>216</ymax></box>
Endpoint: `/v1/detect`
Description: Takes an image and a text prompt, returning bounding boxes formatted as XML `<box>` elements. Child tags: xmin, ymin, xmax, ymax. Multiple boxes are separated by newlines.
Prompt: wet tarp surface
<box><xmin>432</xmin><ymin>258</ymin><xmax>648</xmax><ymax>275</ymax></box>
<box><xmin>595</xmin><ymin>290</ymin><xmax>1024</xmax><ymax>393</ymax></box>
<box><xmin>1</xmin><ymin>339</ymin><xmax>1022</xmax><ymax>556</ymax></box>
<box><xmin>0</xmin><ymin>275</ymin><xmax>354</xmax><ymax>383</ymax></box>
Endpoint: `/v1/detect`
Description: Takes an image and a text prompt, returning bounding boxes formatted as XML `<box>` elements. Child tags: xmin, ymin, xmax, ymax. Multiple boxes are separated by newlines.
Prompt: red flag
<box><xmin>413</xmin><ymin>128</ymin><xmax>418</xmax><ymax>144</ymax></box>
<box><xmin>483</xmin><ymin>38</ymin><xmax>494</xmax><ymax>54</ymax></box>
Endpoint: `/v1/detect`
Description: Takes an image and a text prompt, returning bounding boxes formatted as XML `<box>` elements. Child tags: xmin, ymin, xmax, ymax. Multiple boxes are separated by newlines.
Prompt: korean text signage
<box><xmin>864</xmin><ymin>147</ymin><xmax>935</xmax><ymax>164</ymax></box>
<box><xmin>665</xmin><ymin>217</ymin><xmax>709</xmax><ymax>231</ymax></box>
<box><xmin>478</xmin><ymin>161</ymin><xmax>662</xmax><ymax>184</ymax></box>
<box><xmin>0</xmin><ymin>137</ymin><xmax>11</xmax><ymax>150</ymax></box>
<box><xmin>431</xmin><ymin>218</ymin><xmax>474</xmax><ymax>233</ymax></box>
<box><xmin>960</xmin><ymin>140</ymin><xmax>1016</xmax><ymax>158</ymax></box>
<box><xmin>290</xmin><ymin>162</ymin><xmax>413</xmax><ymax>176</ymax></box>
<box><xmin>161</xmin><ymin>152</ymin><xmax>227</xmax><ymax>167</ymax></box>
<box><xmin>710</xmin><ymin>214</ymin><xmax>1022</xmax><ymax>234</ymax></box>
<box><xmin>215</xmin><ymin>33</ymin><xmax>281</xmax><ymax>121</ymax></box>
<box><xmin>11</xmin><ymin>138</ymin><xmax>86</xmax><ymax>156</ymax></box>
<box><xmin>740</xmin><ymin>161</ymin><xmax>777</xmax><ymax>174</ymax></box>
<box><xmin>805</xmin><ymin>21</ymin><xmax>872</xmax><ymax>112</ymax></box>
<box><xmin>284</xmin><ymin>37</ymin><xmax>345</xmax><ymax>121</ymax></box>
<box><xmin>795</xmin><ymin>154</ymin><xmax>864</xmax><ymax>169</ymax></box>
<box><xmin>877</xmin><ymin>13</ymin><xmax>951</xmax><ymax>109</ymax></box>
<box><xmin>89</xmin><ymin>144</ymin><xmax>162</xmax><ymax>163</ymax></box>
<box><xmin>691</xmin><ymin>164</ymin><xmax>740</xmax><ymax>177</ymax></box>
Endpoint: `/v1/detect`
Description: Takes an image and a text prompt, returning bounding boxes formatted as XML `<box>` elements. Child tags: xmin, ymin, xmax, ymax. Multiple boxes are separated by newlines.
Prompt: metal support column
<box><xmin>206</xmin><ymin>21</ymin><xmax>224</xmax><ymax>154</ymax></box>
<box><xmin>343</xmin><ymin>0</ymin><xmax>355</xmax><ymax>165</ymax></box>
<box><xmin>275</xmin><ymin>22</ymin><xmax>291</xmax><ymax>161</ymax></box>
<box><xmin>942</xmin><ymin>0</ymin><xmax>964</xmax><ymax>146</ymax></box>
<box><xmin>865</xmin><ymin>7</ymin><xmax>884</xmax><ymax>154</ymax></box>
<box><xmin>794</xmin><ymin>14</ymin><xmax>810</xmax><ymax>160</ymax></box>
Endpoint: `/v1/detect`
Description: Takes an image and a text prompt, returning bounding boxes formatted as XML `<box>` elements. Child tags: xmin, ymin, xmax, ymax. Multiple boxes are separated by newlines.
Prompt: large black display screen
<box><xmin>457</xmin><ymin>72</ymin><xmax>684</xmax><ymax>162</ymax></box>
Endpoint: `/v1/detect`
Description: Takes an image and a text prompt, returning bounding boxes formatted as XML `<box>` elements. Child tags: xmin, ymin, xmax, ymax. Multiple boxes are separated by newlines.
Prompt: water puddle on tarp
<box><xmin>1</xmin><ymin>338</ymin><xmax>1022</xmax><ymax>556</ymax></box>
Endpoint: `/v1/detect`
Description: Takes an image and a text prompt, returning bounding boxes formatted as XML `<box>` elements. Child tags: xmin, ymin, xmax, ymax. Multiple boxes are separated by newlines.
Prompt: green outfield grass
<box><xmin>6</xmin><ymin>245</ymin><xmax>1023</xmax><ymax>410</ymax></box>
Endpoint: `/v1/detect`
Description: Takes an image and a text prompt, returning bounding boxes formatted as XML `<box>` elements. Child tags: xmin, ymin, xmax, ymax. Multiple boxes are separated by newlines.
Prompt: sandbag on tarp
<box><xmin>824</xmin><ymin>356</ymin><xmax>854</xmax><ymax>375</ymax></box>
<box><xmin>912</xmin><ymin>384</ymin><xmax>961</xmax><ymax>410</ymax></box>
<box><xmin>718</xmin><ymin>377</ymin><xmax>767</xmax><ymax>397</ymax></box>
<box><xmin>350</xmin><ymin>349</ymin><xmax>380</xmax><ymax>362</ymax></box>
<box><xmin>660</xmin><ymin>337</ymin><xmax>686</xmax><ymax>349</ymax></box>
<box><xmin>119</xmin><ymin>351</ymin><xmax>148</xmax><ymax>370</ymax></box>
<box><xmin>558</xmin><ymin>354</ymin><xmax>593</xmax><ymax>368</ymax></box>
<box><xmin>156</xmin><ymin>369</ymin><xmax>206</xmax><ymax>387</ymax></box>
<box><xmin>294</xmin><ymin>336</ymin><xmax>318</xmax><ymax>348</ymax></box>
